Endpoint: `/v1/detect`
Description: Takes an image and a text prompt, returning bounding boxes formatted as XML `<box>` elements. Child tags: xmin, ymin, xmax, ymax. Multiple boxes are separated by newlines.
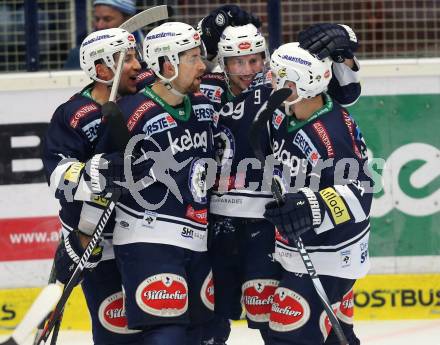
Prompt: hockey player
<box><xmin>262</xmin><ymin>43</ymin><xmax>372</xmax><ymax>344</ymax></box>
<box><xmin>111</xmin><ymin>22</ymin><xmax>215</xmax><ymax>345</ymax></box>
<box><xmin>200</xmin><ymin>20</ymin><xmax>363</xmax><ymax>345</ymax></box>
<box><xmin>43</xmin><ymin>28</ymin><xmax>144</xmax><ymax>345</ymax></box>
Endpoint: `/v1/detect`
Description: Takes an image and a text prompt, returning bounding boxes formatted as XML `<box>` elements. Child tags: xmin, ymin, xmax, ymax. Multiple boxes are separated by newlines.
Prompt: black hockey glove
<box><xmin>263</xmin><ymin>188</ymin><xmax>324</xmax><ymax>243</ymax></box>
<box><xmin>299</xmin><ymin>23</ymin><xmax>359</xmax><ymax>62</ymax></box>
<box><xmin>60</xmin><ymin>152</ymin><xmax>134</xmax><ymax>200</ymax></box>
<box><xmin>54</xmin><ymin>230</ymin><xmax>103</xmax><ymax>285</ymax></box>
<box><xmin>84</xmin><ymin>152</ymin><xmax>128</xmax><ymax>197</ymax></box>
<box><xmin>199</xmin><ymin>4</ymin><xmax>261</xmax><ymax>57</ymax></box>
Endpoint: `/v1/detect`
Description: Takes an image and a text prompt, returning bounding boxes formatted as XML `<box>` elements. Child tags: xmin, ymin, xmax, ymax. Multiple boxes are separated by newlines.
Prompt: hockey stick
<box><xmin>119</xmin><ymin>5</ymin><xmax>172</xmax><ymax>33</ymax></box>
<box><xmin>248</xmin><ymin>88</ymin><xmax>349</xmax><ymax>345</ymax></box>
<box><xmin>31</xmin><ymin>6</ymin><xmax>172</xmax><ymax>345</ymax></box>
<box><xmin>33</xmin><ymin>192</ymin><xmax>121</xmax><ymax>345</ymax></box>
<box><xmin>0</xmin><ymin>285</ymin><xmax>62</xmax><ymax>345</ymax></box>
<box><xmin>32</xmin><ymin>253</ymin><xmax>59</xmax><ymax>345</ymax></box>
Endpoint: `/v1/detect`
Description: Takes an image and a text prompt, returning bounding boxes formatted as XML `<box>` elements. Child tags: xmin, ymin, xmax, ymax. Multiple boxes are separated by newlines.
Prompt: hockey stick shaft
<box><xmin>32</xmin><ymin>241</ymin><xmax>61</xmax><ymax>345</ymax></box>
<box><xmin>0</xmin><ymin>285</ymin><xmax>62</xmax><ymax>345</ymax></box>
<box><xmin>34</xmin><ymin>192</ymin><xmax>121</xmax><ymax>345</ymax></box>
<box><xmin>248</xmin><ymin>88</ymin><xmax>348</xmax><ymax>345</ymax></box>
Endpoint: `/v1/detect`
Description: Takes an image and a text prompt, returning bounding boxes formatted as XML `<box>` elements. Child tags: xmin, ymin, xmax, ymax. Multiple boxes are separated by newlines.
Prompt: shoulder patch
<box><xmin>293</xmin><ymin>129</ymin><xmax>321</xmax><ymax>166</ymax></box>
<box><xmin>70</xmin><ymin>103</ymin><xmax>99</xmax><ymax>128</ymax></box>
<box><xmin>193</xmin><ymin>103</ymin><xmax>215</xmax><ymax>122</ymax></box>
<box><xmin>200</xmin><ymin>84</ymin><xmax>224</xmax><ymax>104</ymax></box>
<box><xmin>341</xmin><ymin>111</ymin><xmax>362</xmax><ymax>159</ymax></box>
<box><xmin>127</xmin><ymin>100</ymin><xmax>157</xmax><ymax>132</ymax></box>
<box><xmin>272</xmin><ymin>109</ymin><xmax>285</xmax><ymax>130</ymax></box>
<box><xmin>319</xmin><ymin>187</ymin><xmax>351</xmax><ymax>225</ymax></box>
<box><xmin>142</xmin><ymin>112</ymin><xmax>177</xmax><ymax>137</ymax></box>
<box><xmin>311</xmin><ymin>120</ymin><xmax>335</xmax><ymax>158</ymax></box>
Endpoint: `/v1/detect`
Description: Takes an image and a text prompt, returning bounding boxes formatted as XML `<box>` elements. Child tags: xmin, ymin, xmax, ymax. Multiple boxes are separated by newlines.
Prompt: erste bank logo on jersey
<box><xmin>143</xmin><ymin>112</ymin><xmax>177</xmax><ymax>137</ymax></box>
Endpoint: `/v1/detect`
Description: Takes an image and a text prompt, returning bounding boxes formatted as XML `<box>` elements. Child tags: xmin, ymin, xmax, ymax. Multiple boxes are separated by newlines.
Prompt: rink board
<box><xmin>0</xmin><ymin>274</ymin><xmax>439</xmax><ymax>333</ymax></box>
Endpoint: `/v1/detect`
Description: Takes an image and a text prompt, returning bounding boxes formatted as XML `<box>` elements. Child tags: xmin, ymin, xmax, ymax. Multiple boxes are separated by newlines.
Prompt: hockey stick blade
<box><xmin>119</xmin><ymin>5</ymin><xmax>172</xmax><ymax>33</ymax></box>
<box><xmin>0</xmin><ymin>284</ymin><xmax>62</xmax><ymax>345</ymax></box>
<box><xmin>248</xmin><ymin>88</ymin><xmax>348</xmax><ymax>345</ymax></box>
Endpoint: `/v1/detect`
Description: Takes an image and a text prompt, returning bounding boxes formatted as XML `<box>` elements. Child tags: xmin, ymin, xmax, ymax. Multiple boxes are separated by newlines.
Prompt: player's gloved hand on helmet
<box><xmin>199</xmin><ymin>5</ymin><xmax>261</xmax><ymax>57</ymax></box>
<box><xmin>263</xmin><ymin>188</ymin><xmax>324</xmax><ymax>244</ymax></box>
<box><xmin>54</xmin><ymin>230</ymin><xmax>103</xmax><ymax>285</ymax></box>
<box><xmin>298</xmin><ymin>23</ymin><xmax>359</xmax><ymax>63</ymax></box>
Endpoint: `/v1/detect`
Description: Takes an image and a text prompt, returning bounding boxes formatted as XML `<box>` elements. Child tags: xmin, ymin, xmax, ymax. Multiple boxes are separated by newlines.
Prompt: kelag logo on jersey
<box><xmin>193</xmin><ymin>104</ymin><xmax>215</xmax><ymax>122</ymax></box>
<box><xmin>168</xmin><ymin>130</ymin><xmax>208</xmax><ymax>155</ymax></box>
<box><xmin>293</xmin><ymin>130</ymin><xmax>321</xmax><ymax>166</ymax></box>
<box><xmin>143</xmin><ymin>112</ymin><xmax>177</xmax><ymax>137</ymax></box>
<box><xmin>272</xmin><ymin>109</ymin><xmax>285</xmax><ymax>130</ymax></box>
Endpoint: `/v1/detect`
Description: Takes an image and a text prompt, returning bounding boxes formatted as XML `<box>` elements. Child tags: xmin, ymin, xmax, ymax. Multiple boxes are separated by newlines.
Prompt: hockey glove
<box><xmin>61</xmin><ymin>152</ymin><xmax>131</xmax><ymax>201</ymax></box>
<box><xmin>84</xmin><ymin>152</ymin><xmax>128</xmax><ymax>197</ymax></box>
<box><xmin>54</xmin><ymin>230</ymin><xmax>103</xmax><ymax>285</ymax></box>
<box><xmin>298</xmin><ymin>23</ymin><xmax>359</xmax><ymax>62</ymax></box>
<box><xmin>263</xmin><ymin>188</ymin><xmax>324</xmax><ymax>243</ymax></box>
<box><xmin>199</xmin><ymin>5</ymin><xmax>261</xmax><ymax>57</ymax></box>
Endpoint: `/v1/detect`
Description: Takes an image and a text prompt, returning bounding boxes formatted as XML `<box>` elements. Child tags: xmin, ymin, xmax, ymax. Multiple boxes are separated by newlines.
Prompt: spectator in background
<box><xmin>64</xmin><ymin>0</ymin><xmax>136</xmax><ymax>70</ymax></box>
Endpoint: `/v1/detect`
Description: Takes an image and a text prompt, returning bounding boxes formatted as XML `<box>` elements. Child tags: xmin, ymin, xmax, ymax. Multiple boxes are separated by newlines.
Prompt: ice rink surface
<box><xmin>2</xmin><ymin>319</ymin><xmax>440</xmax><ymax>345</ymax></box>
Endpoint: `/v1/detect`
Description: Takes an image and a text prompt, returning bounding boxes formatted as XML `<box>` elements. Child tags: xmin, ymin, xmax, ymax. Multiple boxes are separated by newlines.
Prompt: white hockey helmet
<box><xmin>270</xmin><ymin>42</ymin><xmax>333</xmax><ymax>108</ymax></box>
<box><xmin>143</xmin><ymin>22</ymin><xmax>204</xmax><ymax>83</ymax></box>
<box><xmin>80</xmin><ymin>28</ymin><xmax>137</xmax><ymax>84</ymax></box>
<box><xmin>218</xmin><ymin>24</ymin><xmax>268</xmax><ymax>71</ymax></box>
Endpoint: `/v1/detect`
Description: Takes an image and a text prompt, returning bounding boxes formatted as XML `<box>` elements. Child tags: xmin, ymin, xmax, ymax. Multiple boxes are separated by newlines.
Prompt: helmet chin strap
<box><xmin>283</xmin><ymin>96</ymin><xmax>303</xmax><ymax>115</ymax></box>
<box><xmin>166</xmin><ymin>82</ymin><xmax>186</xmax><ymax>97</ymax></box>
<box><xmin>158</xmin><ymin>66</ymin><xmax>187</xmax><ymax>98</ymax></box>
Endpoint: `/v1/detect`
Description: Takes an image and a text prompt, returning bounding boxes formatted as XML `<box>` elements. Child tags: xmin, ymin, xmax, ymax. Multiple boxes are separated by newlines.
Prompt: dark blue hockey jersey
<box><xmin>267</xmin><ymin>94</ymin><xmax>372</xmax><ymax>279</ymax></box>
<box><xmin>112</xmin><ymin>87</ymin><xmax>215</xmax><ymax>252</ymax></box>
<box><xmin>209</xmin><ymin>62</ymin><xmax>362</xmax><ymax>219</ymax></box>
<box><xmin>42</xmin><ymin>84</ymin><xmax>118</xmax><ymax>258</ymax></box>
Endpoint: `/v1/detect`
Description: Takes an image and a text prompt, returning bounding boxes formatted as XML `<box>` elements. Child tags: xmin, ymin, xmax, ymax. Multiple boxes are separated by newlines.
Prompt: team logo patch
<box><xmin>337</xmin><ymin>288</ymin><xmax>354</xmax><ymax>324</ymax></box>
<box><xmin>269</xmin><ymin>287</ymin><xmax>310</xmax><ymax>332</ymax></box>
<box><xmin>272</xmin><ymin>109</ymin><xmax>285</xmax><ymax>130</ymax></box>
<box><xmin>189</xmin><ymin>158</ymin><xmax>209</xmax><ymax>203</ymax></box>
<box><xmin>143</xmin><ymin>112</ymin><xmax>177</xmax><ymax>137</ymax></box>
<box><xmin>293</xmin><ymin>129</ymin><xmax>321</xmax><ymax>166</ymax></box>
<box><xmin>319</xmin><ymin>302</ymin><xmax>340</xmax><ymax>340</ymax></box>
<box><xmin>340</xmin><ymin>249</ymin><xmax>352</xmax><ymax>268</ymax></box>
<box><xmin>186</xmin><ymin>205</ymin><xmax>208</xmax><ymax>224</ymax></box>
<box><xmin>142</xmin><ymin>210</ymin><xmax>157</xmax><ymax>229</ymax></box>
<box><xmin>135</xmin><ymin>273</ymin><xmax>188</xmax><ymax>317</ymax></box>
<box><xmin>214</xmin><ymin>125</ymin><xmax>235</xmax><ymax>167</ymax></box>
<box><xmin>70</xmin><ymin>103</ymin><xmax>99</xmax><ymax>128</ymax></box>
<box><xmin>98</xmin><ymin>291</ymin><xmax>140</xmax><ymax>334</ymax></box>
<box><xmin>242</xmin><ymin>279</ymin><xmax>278</xmax><ymax>323</ymax></box>
<box><xmin>200</xmin><ymin>270</ymin><xmax>215</xmax><ymax>311</ymax></box>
